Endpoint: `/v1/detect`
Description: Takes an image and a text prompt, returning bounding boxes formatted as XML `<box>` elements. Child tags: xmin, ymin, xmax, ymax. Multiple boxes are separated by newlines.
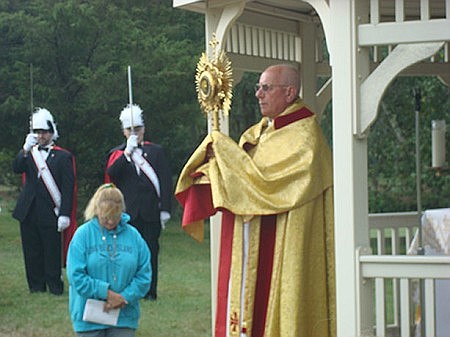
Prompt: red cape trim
<box><xmin>53</xmin><ymin>146</ymin><xmax>78</xmax><ymax>267</ymax></box>
<box><xmin>104</xmin><ymin>150</ymin><xmax>124</xmax><ymax>183</ymax></box>
<box><xmin>104</xmin><ymin>143</ymin><xmax>152</xmax><ymax>183</ymax></box>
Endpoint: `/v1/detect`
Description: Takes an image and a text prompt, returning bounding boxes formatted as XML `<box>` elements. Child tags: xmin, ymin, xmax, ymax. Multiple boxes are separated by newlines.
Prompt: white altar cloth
<box><xmin>409</xmin><ymin>208</ymin><xmax>450</xmax><ymax>337</ymax></box>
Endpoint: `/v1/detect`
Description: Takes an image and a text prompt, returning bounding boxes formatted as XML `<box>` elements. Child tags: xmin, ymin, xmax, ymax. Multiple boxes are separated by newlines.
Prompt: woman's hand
<box><xmin>104</xmin><ymin>289</ymin><xmax>128</xmax><ymax>312</ymax></box>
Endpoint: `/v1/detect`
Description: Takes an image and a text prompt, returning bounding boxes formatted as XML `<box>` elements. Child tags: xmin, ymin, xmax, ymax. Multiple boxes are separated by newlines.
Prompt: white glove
<box><xmin>57</xmin><ymin>216</ymin><xmax>70</xmax><ymax>232</ymax></box>
<box><xmin>125</xmin><ymin>134</ymin><xmax>138</xmax><ymax>155</ymax></box>
<box><xmin>160</xmin><ymin>211</ymin><xmax>171</xmax><ymax>229</ymax></box>
<box><xmin>23</xmin><ymin>133</ymin><xmax>38</xmax><ymax>152</ymax></box>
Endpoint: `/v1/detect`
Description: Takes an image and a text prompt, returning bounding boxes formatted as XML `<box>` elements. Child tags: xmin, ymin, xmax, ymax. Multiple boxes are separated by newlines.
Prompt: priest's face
<box><xmin>255</xmin><ymin>66</ymin><xmax>297</xmax><ymax>119</ymax></box>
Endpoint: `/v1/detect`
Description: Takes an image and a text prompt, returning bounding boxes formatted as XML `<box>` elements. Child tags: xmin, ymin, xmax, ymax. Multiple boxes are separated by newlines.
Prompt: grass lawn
<box><xmin>0</xmin><ymin>193</ymin><xmax>212</xmax><ymax>337</ymax></box>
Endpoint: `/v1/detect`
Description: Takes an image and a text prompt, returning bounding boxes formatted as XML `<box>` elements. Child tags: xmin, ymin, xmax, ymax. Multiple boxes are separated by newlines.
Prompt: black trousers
<box><xmin>130</xmin><ymin>217</ymin><xmax>161</xmax><ymax>299</ymax></box>
<box><xmin>20</xmin><ymin>201</ymin><xmax>63</xmax><ymax>295</ymax></box>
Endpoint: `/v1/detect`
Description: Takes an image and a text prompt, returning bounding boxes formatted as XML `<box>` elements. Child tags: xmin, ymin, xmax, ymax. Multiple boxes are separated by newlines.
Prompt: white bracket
<box><xmin>205</xmin><ymin>0</ymin><xmax>245</xmax><ymax>54</ymax></box>
<box><xmin>357</xmin><ymin>42</ymin><xmax>444</xmax><ymax>137</ymax></box>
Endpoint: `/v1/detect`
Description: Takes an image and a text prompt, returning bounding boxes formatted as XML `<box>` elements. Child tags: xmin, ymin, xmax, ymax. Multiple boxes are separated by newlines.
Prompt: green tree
<box><xmin>0</xmin><ymin>0</ymin><xmax>448</xmax><ymax>216</ymax></box>
<box><xmin>0</xmin><ymin>0</ymin><xmax>205</xmax><ymax>211</ymax></box>
<box><xmin>368</xmin><ymin>76</ymin><xmax>450</xmax><ymax>212</ymax></box>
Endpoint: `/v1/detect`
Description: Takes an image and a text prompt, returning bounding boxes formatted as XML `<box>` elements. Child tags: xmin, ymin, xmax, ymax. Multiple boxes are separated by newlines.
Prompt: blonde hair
<box><xmin>84</xmin><ymin>183</ymin><xmax>126</xmax><ymax>221</ymax></box>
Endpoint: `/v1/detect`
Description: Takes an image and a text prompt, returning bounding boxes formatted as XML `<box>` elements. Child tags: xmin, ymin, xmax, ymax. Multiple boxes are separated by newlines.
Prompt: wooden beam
<box><xmin>359</xmin><ymin>19</ymin><xmax>450</xmax><ymax>46</ymax></box>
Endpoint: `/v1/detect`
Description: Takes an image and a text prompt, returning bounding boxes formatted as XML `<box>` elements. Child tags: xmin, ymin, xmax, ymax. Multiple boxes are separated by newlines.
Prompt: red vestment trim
<box><xmin>175</xmin><ymin>184</ymin><xmax>215</xmax><ymax>226</ymax></box>
<box><xmin>274</xmin><ymin>106</ymin><xmax>314</xmax><ymax>129</ymax></box>
<box><xmin>215</xmin><ymin>210</ymin><xmax>235</xmax><ymax>337</ymax></box>
<box><xmin>252</xmin><ymin>214</ymin><xmax>277</xmax><ymax>337</ymax></box>
<box><xmin>242</xmin><ymin>107</ymin><xmax>314</xmax><ymax>151</ymax></box>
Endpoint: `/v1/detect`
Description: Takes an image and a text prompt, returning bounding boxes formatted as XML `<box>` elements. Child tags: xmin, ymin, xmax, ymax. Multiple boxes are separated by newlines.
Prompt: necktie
<box><xmin>38</xmin><ymin>146</ymin><xmax>49</xmax><ymax>152</ymax></box>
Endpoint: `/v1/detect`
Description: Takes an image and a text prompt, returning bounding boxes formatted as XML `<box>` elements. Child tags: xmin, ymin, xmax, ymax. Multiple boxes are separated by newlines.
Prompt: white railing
<box><xmin>225</xmin><ymin>22</ymin><xmax>301</xmax><ymax>62</ymax></box>
<box><xmin>366</xmin><ymin>0</ymin><xmax>450</xmax><ymax>64</ymax></box>
<box><xmin>369</xmin><ymin>211</ymin><xmax>419</xmax><ymax>255</ymax></box>
<box><xmin>367</xmin><ymin>212</ymin><xmax>450</xmax><ymax>337</ymax></box>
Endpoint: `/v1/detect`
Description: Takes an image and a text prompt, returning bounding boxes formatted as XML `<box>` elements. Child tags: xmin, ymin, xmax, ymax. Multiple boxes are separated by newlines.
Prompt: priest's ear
<box><xmin>286</xmin><ymin>86</ymin><xmax>297</xmax><ymax>103</ymax></box>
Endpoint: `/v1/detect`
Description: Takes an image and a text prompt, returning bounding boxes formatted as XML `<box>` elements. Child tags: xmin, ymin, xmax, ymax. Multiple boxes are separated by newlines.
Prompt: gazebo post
<box><xmin>202</xmin><ymin>2</ymin><xmax>245</xmax><ymax>334</ymax></box>
<box><xmin>328</xmin><ymin>1</ymin><xmax>373</xmax><ymax>336</ymax></box>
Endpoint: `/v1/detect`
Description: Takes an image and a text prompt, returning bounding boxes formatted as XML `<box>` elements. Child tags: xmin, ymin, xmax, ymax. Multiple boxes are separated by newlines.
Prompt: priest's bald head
<box><xmin>255</xmin><ymin>64</ymin><xmax>300</xmax><ymax>119</ymax></box>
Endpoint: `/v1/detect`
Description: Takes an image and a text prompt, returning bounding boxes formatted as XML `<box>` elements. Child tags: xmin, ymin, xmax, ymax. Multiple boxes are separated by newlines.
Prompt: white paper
<box><xmin>82</xmin><ymin>299</ymin><xmax>120</xmax><ymax>326</ymax></box>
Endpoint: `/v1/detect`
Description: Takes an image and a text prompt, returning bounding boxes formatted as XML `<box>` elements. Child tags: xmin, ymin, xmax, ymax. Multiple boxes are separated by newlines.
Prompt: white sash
<box><xmin>131</xmin><ymin>150</ymin><xmax>160</xmax><ymax>198</ymax></box>
<box><xmin>30</xmin><ymin>146</ymin><xmax>61</xmax><ymax>215</ymax></box>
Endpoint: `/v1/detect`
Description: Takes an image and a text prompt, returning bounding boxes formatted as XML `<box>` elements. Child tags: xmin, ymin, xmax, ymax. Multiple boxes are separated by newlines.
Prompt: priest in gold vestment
<box><xmin>175</xmin><ymin>64</ymin><xmax>336</xmax><ymax>337</ymax></box>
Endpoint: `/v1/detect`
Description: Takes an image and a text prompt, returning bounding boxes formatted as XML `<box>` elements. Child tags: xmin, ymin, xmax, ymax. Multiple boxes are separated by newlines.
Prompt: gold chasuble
<box><xmin>175</xmin><ymin>100</ymin><xmax>336</xmax><ymax>337</ymax></box>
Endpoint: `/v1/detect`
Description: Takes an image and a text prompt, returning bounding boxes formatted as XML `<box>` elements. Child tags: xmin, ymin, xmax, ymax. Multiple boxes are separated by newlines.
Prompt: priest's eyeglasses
<box><xmin>255</xmin><ymin>83</ymin><xmax>289</xmax><ymax>93</ymax></box>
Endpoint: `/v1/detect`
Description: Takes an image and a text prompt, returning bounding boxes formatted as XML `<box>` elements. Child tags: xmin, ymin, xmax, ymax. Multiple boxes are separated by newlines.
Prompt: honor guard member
<box><xmin>105</xmin><ymin>104</ymin><xmax>172</xmax><ymax>301</ymax></box>
<box><xmin>13</xmin><ymin>107</ymin><xmax>77</xmax><ymax>295</ymax></box>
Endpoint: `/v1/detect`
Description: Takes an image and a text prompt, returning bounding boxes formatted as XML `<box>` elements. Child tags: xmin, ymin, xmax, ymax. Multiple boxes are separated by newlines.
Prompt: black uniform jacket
<box><xmin>105</xmin><ymin>141</ymin><xmax>172</xmax><ymax>222</ymax></box>
<box><xmin>12</xmin><ymin>146</ymin><xmax>76</xmax><ymax>223</ymax></box>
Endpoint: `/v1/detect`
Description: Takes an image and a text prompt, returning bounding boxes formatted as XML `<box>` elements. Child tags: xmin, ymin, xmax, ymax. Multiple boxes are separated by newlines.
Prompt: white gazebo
<box><xmin>172</xmin><ymin>1</ymin><xmax>450</xmax><ymax>336</ymax></box>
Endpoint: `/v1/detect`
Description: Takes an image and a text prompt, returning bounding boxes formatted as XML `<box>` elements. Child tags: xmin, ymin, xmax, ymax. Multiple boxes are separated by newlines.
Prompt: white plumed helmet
<box><xmin>31</xmin><ymin>107</ymin><xmax>59</xmax><ymax>140</ymax></box>
<box><xmin>119</xmin><ymin>104</ymin><xmax>144</xmax><ymax>129</ymax></box>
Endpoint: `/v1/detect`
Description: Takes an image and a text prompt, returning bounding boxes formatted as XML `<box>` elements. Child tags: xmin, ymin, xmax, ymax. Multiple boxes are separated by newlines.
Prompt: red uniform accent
<box><xmin>104</xmin><ymin>150</ymin><xmax>124</xmax><ymax>183</ymax></box>
<box><xmin>53</xmin><ymin>145</ymin><xmax>78</xmax><ymax>267</ymax></box>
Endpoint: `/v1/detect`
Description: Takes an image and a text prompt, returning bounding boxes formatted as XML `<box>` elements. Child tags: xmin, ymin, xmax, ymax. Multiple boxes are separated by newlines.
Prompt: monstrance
<box><xmin>195</xmin><ymin>33</ymin><xmax>233</xmax><ymax>131</ymax></box>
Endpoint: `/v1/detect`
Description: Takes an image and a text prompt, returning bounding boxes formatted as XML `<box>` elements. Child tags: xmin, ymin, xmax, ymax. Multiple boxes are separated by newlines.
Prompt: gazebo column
<box><xmin>329</xmin><ymin>1</ymin><xmax>373</xmax><ymax>336</ymax></box>
<box><xmin>300</xmin><ymin>21</ymin><xmax>317</xmax><ymax>111</ymax></box>
<box><xmin>202</xmin><ymin>1</ymin><xmax>245</xmax><ymax>334</ymax></box>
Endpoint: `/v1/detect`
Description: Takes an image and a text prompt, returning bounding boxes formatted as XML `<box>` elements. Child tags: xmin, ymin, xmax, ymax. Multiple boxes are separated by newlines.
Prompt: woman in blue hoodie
<box><xmin>67</xmin><ymin>183</ymin><xmax>151</xmax><ymax>337</ymax></box>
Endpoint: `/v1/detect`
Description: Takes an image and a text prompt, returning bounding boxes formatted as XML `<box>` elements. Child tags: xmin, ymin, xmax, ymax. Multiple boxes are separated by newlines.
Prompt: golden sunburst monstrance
<box><xmin>195</xmin><ymin>33</ymin><xmax>233</xmax><ymax>131</ymax></box>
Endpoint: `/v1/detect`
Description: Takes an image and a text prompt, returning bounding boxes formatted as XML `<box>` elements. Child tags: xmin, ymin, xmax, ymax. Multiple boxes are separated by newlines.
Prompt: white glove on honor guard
<box><xmin>57</xmin><ymin>216</ymin><xmax>70</xmax><ymax>232</ymax></box>
<box><xmin>125</xmin><ymin>134</ymin><xmax>138</xmax><ymax>155</ymax></box>
<box><xmin>23</xmin><ymin>133</ymin><xmax>38</xmax><ymax>152</ymax></box>
<box><xmin>160</xmin><ymin>211</ymin><xmax>171</xmax><ymax>230</ymax></box>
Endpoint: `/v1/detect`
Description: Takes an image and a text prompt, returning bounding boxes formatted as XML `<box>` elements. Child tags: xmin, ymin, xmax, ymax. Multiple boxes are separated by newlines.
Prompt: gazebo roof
<box><xmin>173</xmin><ymin>2</ymin><xmax>449</xmax><ymax>336</ymax></box>
<box><xmin>175</xmin><ymin>0</ymin><xmax>449</xmax><ymax>134</ymax></box>
<box><xmin>174</xmin><ymin>0</ymin><xmax>448</xmax><ymax>21</ymax></box>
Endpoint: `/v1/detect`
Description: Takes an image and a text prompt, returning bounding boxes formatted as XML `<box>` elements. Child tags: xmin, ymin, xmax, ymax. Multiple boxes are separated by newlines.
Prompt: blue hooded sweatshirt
<box><xmin>67</xmin><ymin>213</ymin><xmax>151</xmax><ymax>332</ymax></box>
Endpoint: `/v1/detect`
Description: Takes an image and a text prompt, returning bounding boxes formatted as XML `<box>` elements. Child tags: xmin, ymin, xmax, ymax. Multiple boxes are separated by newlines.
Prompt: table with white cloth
<box><xmin>408</xmin><ymin>208</ymin><xmax>450</xmax><ymax>337</ymax></box>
